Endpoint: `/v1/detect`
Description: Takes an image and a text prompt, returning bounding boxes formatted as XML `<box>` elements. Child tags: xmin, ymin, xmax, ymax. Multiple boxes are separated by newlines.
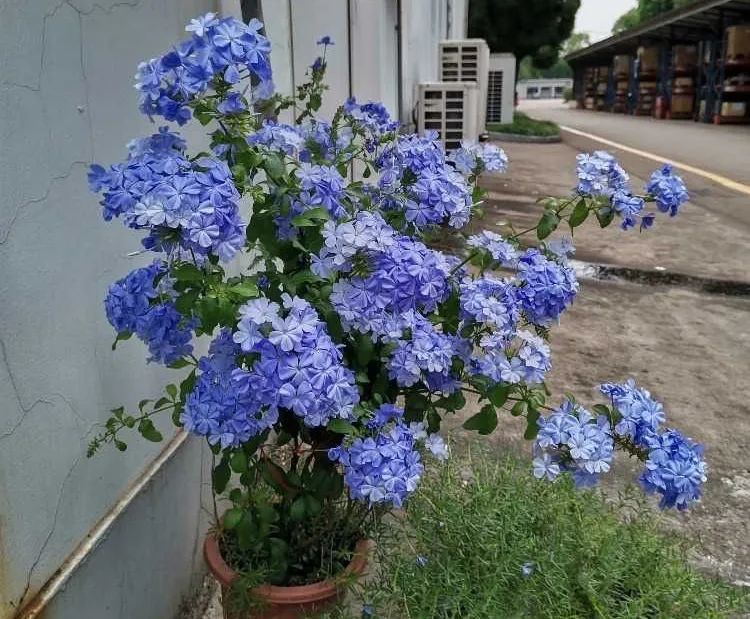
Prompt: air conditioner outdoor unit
<box><xmin>487</xmin><ymin>53</ymin><xmax>516</xmax><ymax>126</ymax></box>
<box><xmin>439</xmin><ymin>39</ymin><xmax>490</xmax><ymax>132</ymax></box>
<box><xmin>417</xmin><ymin>81</ymin><xmax>480</xmax><ymax>151</ymax></box>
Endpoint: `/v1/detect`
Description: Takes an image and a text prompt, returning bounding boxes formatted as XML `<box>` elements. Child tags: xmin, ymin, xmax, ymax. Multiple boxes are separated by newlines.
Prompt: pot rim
<box><xmin>203</xmin><ymin>533</ymin><xmax>370</xmax><ymax>604</ymax></box>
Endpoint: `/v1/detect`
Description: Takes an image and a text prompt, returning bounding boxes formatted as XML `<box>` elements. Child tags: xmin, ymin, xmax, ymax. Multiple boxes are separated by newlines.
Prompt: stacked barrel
<box><xmin>719</xmin><ymin>24</ymin><xmax>750</xmax><ymax>123</ymax></box>
<box><xmin>670</xmin><ymin>45</ymin><xmax>697</xmax><ymax>119</ymax></box>
<box><xmin>595</xmin><ymin>65</ymin><xmax>610</xmax><ymax>110</ymax></box>
<box><xmin>636</xmin><ymin>46</ymin><xmax>658</xmax><ymax>115</ymax></box>
<box><xmin>612</xmin><ymin>55</ymin><xmax>630</xmax><ymax>113</ymax></box>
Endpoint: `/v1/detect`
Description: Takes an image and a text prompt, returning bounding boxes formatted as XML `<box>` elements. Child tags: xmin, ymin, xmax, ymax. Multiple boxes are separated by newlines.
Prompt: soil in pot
<box><xmin>204</xmin><ymin>534</ymin><xmax>370</xmax><ymax>619</ymax></box>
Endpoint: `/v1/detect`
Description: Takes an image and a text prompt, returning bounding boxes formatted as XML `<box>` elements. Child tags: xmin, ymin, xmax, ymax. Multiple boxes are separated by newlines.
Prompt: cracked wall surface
<box><xmin>0</xmin><ymin>1</ymin><xmax>219</xmax><ymax>617</ymax></box>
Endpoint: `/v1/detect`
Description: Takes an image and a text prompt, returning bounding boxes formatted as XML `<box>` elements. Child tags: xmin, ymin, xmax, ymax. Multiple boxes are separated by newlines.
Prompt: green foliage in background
<box><xmin>364</xmin><ymin>455</ymin><xmax>747</xmax><ymax>619</ymax></box>
<box><xmin>468</xmin><ymin>0</ymin><xmax>580</xmax><ymax>68</ymax></box>
<box><xmin>487</xmin><ymin>113</ymin><xmax>560</xmax><ymax>137</ymax></box>
<box><xmin>613</xmin><ymin>0</ymin><xmax>697</xmax><ymax>34</ymax></box>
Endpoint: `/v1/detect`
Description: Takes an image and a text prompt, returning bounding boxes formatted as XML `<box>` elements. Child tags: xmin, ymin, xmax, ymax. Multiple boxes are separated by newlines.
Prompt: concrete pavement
<box><xmin>519</xmin><ymin>99</ymin><xmax>750</xmax><ymax>185</ymax></box>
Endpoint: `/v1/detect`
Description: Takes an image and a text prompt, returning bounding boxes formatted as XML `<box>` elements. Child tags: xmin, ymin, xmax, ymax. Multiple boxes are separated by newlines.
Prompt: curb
<box><xmin>486</xmin><ymin>131</ymin><xmax>561</xmax><ymax>144</ymax></box>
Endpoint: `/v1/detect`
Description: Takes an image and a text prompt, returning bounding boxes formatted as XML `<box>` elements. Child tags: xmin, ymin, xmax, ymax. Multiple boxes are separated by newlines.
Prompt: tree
<box><xmin>612</xmin><ymin>8</ymin><xmax>639</xmax><ymax>33</ymax></box>
<box><xmin>562</xmin><ymin>32</ymin><xmax>591</xmax><ymax>55</ymax></box>
<box><xmin>468</xmin><ymin>0</ymin><xmax>581</xmax><ymax>69</ymax></box>
<box><xmin>612</xmin><ymin>0</ymin><xmax>695</xmax><ymax>34</ymax></box>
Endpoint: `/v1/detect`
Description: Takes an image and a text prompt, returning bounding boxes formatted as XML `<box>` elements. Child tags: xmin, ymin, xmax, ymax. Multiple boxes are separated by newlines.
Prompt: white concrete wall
<box><xmin>0</xmin><ymin>1</ymin><xmax>219</xmax><ymax>618</ymax></box>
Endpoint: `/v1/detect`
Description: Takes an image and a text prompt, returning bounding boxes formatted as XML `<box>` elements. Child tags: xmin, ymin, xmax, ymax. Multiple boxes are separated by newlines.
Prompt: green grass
<box><xmin>487</xmin><ymin>112</ymin><xmax>560</xmax><ymax>137</ymax></box>
<box><xmin>361</xmin><ymin>455</ymin><xmax>747</xmax><ymax>619</ymax></box>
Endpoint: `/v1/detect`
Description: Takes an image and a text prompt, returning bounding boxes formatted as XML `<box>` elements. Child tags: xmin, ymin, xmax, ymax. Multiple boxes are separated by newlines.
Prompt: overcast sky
<box><xmin>575</xmin><ymin>0</ymin><xmax>638</xmax><ymax>42</ymax></box>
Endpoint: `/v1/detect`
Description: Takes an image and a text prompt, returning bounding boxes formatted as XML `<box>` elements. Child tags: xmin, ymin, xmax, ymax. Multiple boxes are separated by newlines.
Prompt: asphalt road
<box><xmin>519</xmin><ymin>100</ymin><xmax>750</xmax><ymax>185</ymax></box>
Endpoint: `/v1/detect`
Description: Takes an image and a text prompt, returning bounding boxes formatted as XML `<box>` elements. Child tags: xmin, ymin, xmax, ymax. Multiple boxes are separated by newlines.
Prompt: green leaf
<box><xmin>168</xmin><ymin>358</ymin><xmax>191</xmax><ymax>369</ymax></box>
<box><xmin>212</xmin><ymin>460</ymin><xmax>231</xmax><ymax>494</ymax></box>
<box><xmin>595</xmin><ymin>207</ymin><xmax>615</xmax><ymax>228</ymax></box>
<box><xmin>524</xmin><ymin>407</ymin><xmax>541</xmax><ymax>439</ymax></box>
<box><xmin>114</xmin><ymin>439</ymin><xmax>128</xmax><ymax>452</ymax></box>
<box><xmin>511</xmin><ymin>401</ymin><xmax>527</xmax><ymax>417</ymax></box>
<box><xmin>263</xmin><ymin>153</ymin><xmax>287</xmax><ymax>181</ymax></box>
<box><xmin>138</xmin><ymin>399</ymin><xmax>151</xmax><ymax>412</ymax></box>
<box><xmin>487</xmin><ymin>384</ymin><xmax>510</xmax><ymax>408</ymax></box>
<box><xmin>229</xmin><ymin>282</ymin><xmax>259</xmax><ymax>298</ymax></box>
<box><xmin>172</xmin><ymin>263</ymin><xmax>203</xmax><ymax>282</ymax></box>
<box><xmin>175</xmin><ymin>289</ymin><xmax>200</xmax><ymax>315</ymax></box>
<box><xmin>303</xmin><ymin>494</ymin><xmax>322</xmax><ymax>516</ymax></box>
<box><xmin>462</xmin><ymin>404</ymin><xmax>498</xmax><ymax>435</ymax></box>
<box><xmin>137</xmin><ymin>418</ymin><xmax>163</xmax><ymax>442</ymax></box>
<box><xmin>291</xmin><ymin>207</ymin><xmax>330</xmax><ymax>227</ymax></box>
<box><xmin>537</xmin><ymin>211</ymin><xmax>560</xmax><ymax>240</ymax></box>
<box><xmin>569</xmin><ymin>200</ymin><xmax>590</xmax><ymax>228</ymax></box>
<box><xmin>223</xmin><ymin>508</ymin><xmax>243</xmax><ymax>530</ymax></box>
<box><xmin>290</xmin><ymin>496</ymin><xmax>306</xmax><ymax>521</ymax></box>
<box><xmin>327</xmin><ymin>418</ymin><xmax>356</xmax><ymax>435</ymax></box>
<box><xmin>166</xmin><ymin>384</ymin><xmax>178</xmax><ymax>400</ymax></box>
<box><xmin>230</xmin><ymin>450</ymin><xmax>248</xmax><ymax>474</ymax></box>
<box><xmin>111</xmin><ymin>331</ymin><xmax>132</xmax><ymax>351</ymax></box>
<box><xmin>592</xmin><ymin>404</ymin><xmax>611</xmax><ymax>417</ymax></box>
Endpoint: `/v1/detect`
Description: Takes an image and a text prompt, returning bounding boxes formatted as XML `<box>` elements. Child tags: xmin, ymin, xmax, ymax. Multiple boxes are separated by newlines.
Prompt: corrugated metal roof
<box><xmin>566</xmin><ymin>0</ymin><xmax>750</xmax><ymax>64</ymax></box>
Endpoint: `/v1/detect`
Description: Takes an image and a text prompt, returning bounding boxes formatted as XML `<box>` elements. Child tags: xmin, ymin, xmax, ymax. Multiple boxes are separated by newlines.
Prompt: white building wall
<box><xmin>0</xmin><ymin>1</ymin><xmax>219</xmax><ymax>618</ymax></box>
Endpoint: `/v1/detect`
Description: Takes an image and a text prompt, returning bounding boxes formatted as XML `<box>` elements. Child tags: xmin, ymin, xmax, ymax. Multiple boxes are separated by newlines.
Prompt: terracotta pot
<box><xmin>204</xmin><ymin>534</ymin><xmax>370</xmax><ymax>619</ymax></box>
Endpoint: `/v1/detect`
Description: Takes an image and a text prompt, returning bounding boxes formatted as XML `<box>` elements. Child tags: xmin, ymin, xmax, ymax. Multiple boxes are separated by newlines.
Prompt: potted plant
<box><xmin>87</xmin><ymin>13</ymin><xmax>705</xmax><ymax>618</ymax></box>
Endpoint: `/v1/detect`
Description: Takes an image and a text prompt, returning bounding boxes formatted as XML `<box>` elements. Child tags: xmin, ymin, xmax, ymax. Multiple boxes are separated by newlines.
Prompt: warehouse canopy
<box><xmin>566</xmin><ymin>0</ymin><xmax>750</xmax><ymax>65</ymax></box>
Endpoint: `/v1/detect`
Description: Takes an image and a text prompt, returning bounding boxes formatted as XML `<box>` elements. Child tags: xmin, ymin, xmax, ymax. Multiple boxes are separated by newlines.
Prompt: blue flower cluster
<box><xmin>466</xmin><ymin>231</ymin><xmax>518</xmax><ymax>266</ymax></box>
<box><xmin>88</xmin><ymin>128</ymin><xmax>244</xmax><ymax>262</ymax></box>
<box><xmin>104</xmin><ymin>262</ymin><xmax>193</xmax><ymax>365</ymax></box>
<box><xmin>474</xmin><ymin>330</ymin><xmax>551</xmax><ymax>385</ymax></box>
<box><xmin>247</xmin><ymin>120</ymin><xmax>304</xmax><ymax>155</ymax></box>
<box><xmin>232</xmin><ymin>295</ymin><xmax>360</xmax><ymax>427</ymax></box>
<box><xmin>327</xmin><ymin>223</ymin><xmax>451</xmax><ymax>340</ymax></box>
<box><xmin>328</xmin><ymin>421</ymin><xmax>423</xmax><ymax>507</ymax></box>
<box><xmin>449</xmin><ymin>140</ymin><xmax>508</xmax><ymax>175</ymax></box>
<box><xmin>343</xmin><ymin>97</ymin><xmax>399</xmax><ymax>137</ymax></box>
<box><xmin>181</xmin><ymin>330</ymin><xmax>277</xmax><ymax>448</ymax></box>
<box><xmin>646</xmin><ymin>164</ymin><xmax>689</xmax><ymax>217</ymax></box>
<box><xmin>295</xmin><ymin>163</ymin><xmax>347</xmax><ymax>219</ymax></box>
<box><xmin>576</xmin><ymin>151</ymin><xmax>688</xmax><ymax>231</ymax></box>
<box><xmin>516</xmin><ymin>249</ymin><xmax>579</xmax><ymax>325</ymax></box>
<box><xmin>575</xmin><ymin>151</ymin><xmax>629</xmax><ymax>197</ymax></box>
<box><xmin>600</xmin><ymin>380</ymin><xmax>706</xmax><ymax>509</ymax></box>
<box><xmin>640</xmin><ymin>430</ymin><xmax>706</xmax><ymax>510</ymax></box>
<box><xmin>387</xmin><ymin>313</ymin><xmax>463</xmax><ymax>394</ymax></box>
<box><xmin>135</xmin><ymin>13</ymin><xmax>271</xmax><ymax>124</ymax></box>
<box><xmin>375</xmin><ymin>131</ymin><xmax>473</xmax><ymax>228</ymax></box>
<box><xmin>532</xmin><ymin>400</ymin><xmax>614</xmax><ymax>487</ymax></box>
<box><xmin>459</xmin><ymin>276</ymin><xmax>519</xmax><ymax>338</ymax></box>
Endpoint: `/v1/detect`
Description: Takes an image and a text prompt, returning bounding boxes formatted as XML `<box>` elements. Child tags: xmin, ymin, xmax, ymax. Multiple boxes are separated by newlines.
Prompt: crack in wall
<box><xmin>15</xmin><ymin>453</ymin><xmax>84</xmax><ymax>610</ymax></box>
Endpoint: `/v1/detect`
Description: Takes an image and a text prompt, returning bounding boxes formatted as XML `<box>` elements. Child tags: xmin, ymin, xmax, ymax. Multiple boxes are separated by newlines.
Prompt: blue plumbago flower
<box><xmin>640</xmin><ymin>429</ymin><xmax>706</xmax><ymax>510</ymax></box>
<box><xmin>328</xmin><ymin>422</ymin><xmax>423</xmax><ymax>507</ymax></box>
<box><xmin>104</xmin><ymin>262</ymin><xmax>194</xmax><ymax>365</ymax></box>
<box><xmin>545</xmin><ymin>236</ymin><xmax>575</xmax><ymax>260</ymax></box>
<box><xmin>520</xmin><ymin>562</ymin><xmax>536</xmax><ymax>577</ymax></box>
<box><xmin>317</xmin><ymin>35</ymin><xmax>334</xmax><ymax>46</ymax></box>
<box><xmin>415</xmin><ymin>555</ymin><xmax>429</xmax><ymax>567</ymax></box>
<box><xmin>646</xmin><ymin>164</ymin><xmax>689</xmax><ymax>217</ymax></box>
<box><xmin>424</xmin><ymin>433</ymin><xmax>450</xmax><ymax>461</ymax></box>
<box><xmin>599</xmin><ymin>379</ymin><xmax>665</xmax><ymax>447</ymax></box>
<box><xmin>295</xmin><ymin>163</ymin><xmax>347</xmax><ymax>219</ymax></box>
<box><xmin>367</xmin><ymin>403</ymin><xmax>405</xmax><ymax>429</ymax></box>
<box><xmin>88</xmin><ymin>128</ymin><xmax>244</xmax><ymax>262</ymax></box>
<box><xmin>299</xmin><ymin>118</ymin><xmax>354</xmax><ymax>163</ymax></box>
<box><xmin>230</xmin><ymin>295</ymin><xmax>359</xmax><ymax>428</ymax></box>
<box><xmin>217</xmin><ymin>92</ymin><xmax>247</xmax><ymax>114</ymax></box>
<box><xmin>247</xmin><ymin>120</ymin><xmax>304</xmax><ymax>155</ymax></box>
<box><xmin>181</xmin><ymin>330</ymin><xmax>278</xmax><ymax>448</ymax></box>
<box><xmin>466</xmin><ymin>231</ymin><xmax>518</xmax><ymax>266</ymax></box>
<box><xmin>407</xmin><ymin>167</ymin><xmax>473</xmax><ymax>228</ymax></box>
<box><xmin>343</xmin><ymin>97</ymin><xmax>399</xmax><ymax>136</ymax></box>
<box><xmin>329</xmin><ymin>230</ymin><xmax>452</xmax><ymax>341</ymax></box>
<box><xmin>387</xmin><ymin>314</ymin><xmax>462</xmax><ymax>393</ymax></box>
<box><xmin>135</xmin><ymin>15</ymin><xmax>271</xmax><ymax>123</ymax></box>
<box><xmin>516</xmin><ymin>249</ymin><xmax>578</xmax><ymax>325</ymax></box>
<box><xmin>473</xmin><ymin>330</ymin><xmax>551</xmax><ymax>386</ymax></box>
<box><xmin>612</xmin><ymin>192</ymin><xmax>646</xmax><ymax>230</ymax></box>
<box><xmin>449</xmin><ymin>140</ymin><xmax>508</xmax><ymax>175</ymax></box>
<box><xmin>533</xmin><ymin>400</ymin><xmax>614</xmax><ymax>487</ymax></box>
<box><xmin>460</xmin><ymin>276</ymin><xmax>520</xmax><ymax>338</ymax></box>
<box><xmin>575</xmin><ymin>151</ymin><xmax>629</xmax><ymax>197</ymax></box>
